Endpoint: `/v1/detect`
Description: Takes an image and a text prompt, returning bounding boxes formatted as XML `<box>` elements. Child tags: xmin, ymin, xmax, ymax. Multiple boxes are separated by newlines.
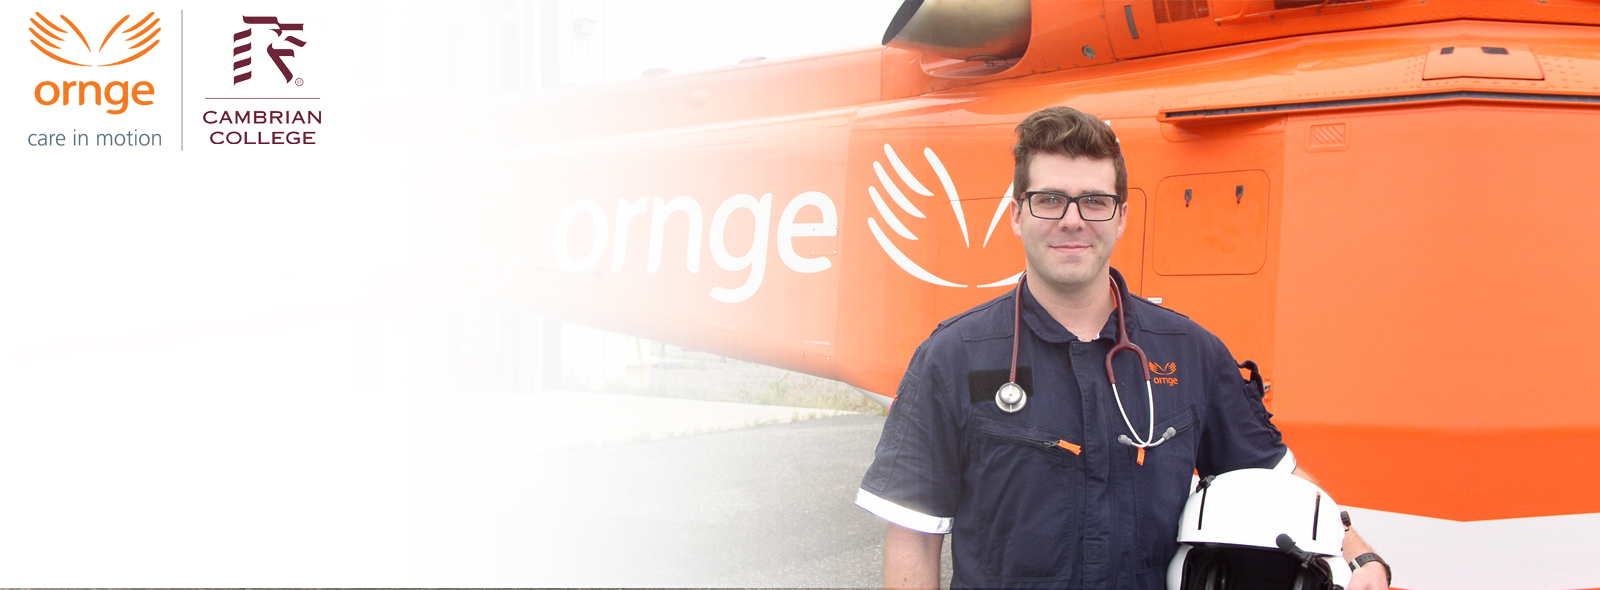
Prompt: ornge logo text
<box><xmin>29</xmin><ymin>11</ymin><xmax>159</xmax><ymax>117</ymax></box>
<box><xmin>233</xmin><ymin>16</ymin><xmax>305</xmax><ymax>85</ymax></box>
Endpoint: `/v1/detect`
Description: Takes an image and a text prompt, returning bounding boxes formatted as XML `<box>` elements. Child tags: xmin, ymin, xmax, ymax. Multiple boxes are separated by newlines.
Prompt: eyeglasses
<box><xmin>1021</xmin><ymin>191</ymin><xmax>1124</xmax><ymax>222</ymax></box>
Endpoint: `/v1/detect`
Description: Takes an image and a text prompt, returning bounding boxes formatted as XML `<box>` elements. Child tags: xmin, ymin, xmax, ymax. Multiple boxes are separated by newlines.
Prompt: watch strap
<box><xmin>1349</xmin><ymin>552</ymin><xmax>1392</xmax><ymax>586</ymax></box>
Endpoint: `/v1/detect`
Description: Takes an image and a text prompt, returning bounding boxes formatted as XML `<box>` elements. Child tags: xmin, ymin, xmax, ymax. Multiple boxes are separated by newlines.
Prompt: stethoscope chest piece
<box><xmin>995</xmin><ymin>381</ymin><xmax>1027</xmax><ymax>413</ymax></box>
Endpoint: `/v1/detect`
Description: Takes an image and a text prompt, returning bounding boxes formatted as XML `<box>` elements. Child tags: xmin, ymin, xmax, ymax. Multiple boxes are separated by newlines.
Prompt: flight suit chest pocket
<box><xmin>964</xmin><ymin>415</ymin><xmax>1086</xmax><ymax>583</ymax></box>
<box><xmin>1138</xmin><ymin>403</ymin><xmax>1197</xmax><ymax>471</ymax></box>
<box><xmin>1134</xmin><ymin>403</ymin><xmax>1199</xmax><ymax>571</ymax></box>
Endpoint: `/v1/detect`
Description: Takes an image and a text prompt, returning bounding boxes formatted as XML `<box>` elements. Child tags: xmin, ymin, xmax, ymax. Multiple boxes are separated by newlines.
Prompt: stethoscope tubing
<box><xmin>1001</xmin><ymin>272</ymin><xmax>1173</xmax><ymax>449</ymax></box>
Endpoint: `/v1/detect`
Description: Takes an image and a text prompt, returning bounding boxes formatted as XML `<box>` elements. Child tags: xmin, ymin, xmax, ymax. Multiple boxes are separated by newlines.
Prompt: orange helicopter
<box><xmin>510</xmin><ymin>1</ymin><xmax>1600</xmax><ymax>588</ymax></box>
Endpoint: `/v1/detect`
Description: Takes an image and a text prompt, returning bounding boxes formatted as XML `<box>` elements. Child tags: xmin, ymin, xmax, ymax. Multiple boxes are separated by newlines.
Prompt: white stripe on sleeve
<box><xmin>855</xmin><ymin>488</ymin><xmax>953</xmax><ymax>534</ymax></box>
<box><xmin>1273</xmin><ymin>447</ymin><xmax>1297</xmax><ymax>472</ymax></box>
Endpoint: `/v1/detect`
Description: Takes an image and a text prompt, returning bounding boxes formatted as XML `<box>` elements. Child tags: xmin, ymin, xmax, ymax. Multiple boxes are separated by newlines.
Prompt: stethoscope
<box><xmin>997</xmin><ymin>272</ymin><xmax>1176</xmax><ymax>461</ymax></box>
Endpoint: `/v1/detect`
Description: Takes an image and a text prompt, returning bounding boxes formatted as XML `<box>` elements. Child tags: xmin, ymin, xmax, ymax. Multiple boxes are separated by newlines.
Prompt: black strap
<box><xmin>1351</xmin><ymin>552</ymin><xmax>1393</xmax><ymax>586</ymax></box>
<box><xmin>1237</xmin><ymin>360</ymin><xmax>1267</xmax><ymax>400</ymax></box>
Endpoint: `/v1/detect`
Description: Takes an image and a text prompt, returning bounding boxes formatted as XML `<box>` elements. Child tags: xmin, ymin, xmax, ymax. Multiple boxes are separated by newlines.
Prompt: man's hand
<box><xmin>1348</xmin><ymin>561</ymin><xmax>1390</xmax><ymax>590</ymax></box>
<box><xmin>885</xmin><ymin>522</ymin><xmax>944</xmax><ymax>589</ymax></box>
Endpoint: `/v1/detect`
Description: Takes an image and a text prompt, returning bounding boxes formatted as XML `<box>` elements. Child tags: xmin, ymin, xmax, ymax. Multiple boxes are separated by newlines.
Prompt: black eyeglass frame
<box><xmin>1019</xmin><ymin>191</ymin><xmax>1127</xmax><ymax>222</ymax></box>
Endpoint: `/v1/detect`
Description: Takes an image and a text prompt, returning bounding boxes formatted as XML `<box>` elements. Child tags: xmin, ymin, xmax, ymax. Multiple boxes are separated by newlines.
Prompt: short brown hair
<box><xmin>1011</xmin><ymin>107</ymin><xmax>1127</xmax><ymax>200</ymax></box>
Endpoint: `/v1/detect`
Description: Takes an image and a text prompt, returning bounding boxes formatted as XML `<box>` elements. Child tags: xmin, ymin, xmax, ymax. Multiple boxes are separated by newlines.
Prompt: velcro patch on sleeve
<box><xmin>968</xmin><ymin>366</ymin><xmax>1033</xmax><ymax>405</ymax></box>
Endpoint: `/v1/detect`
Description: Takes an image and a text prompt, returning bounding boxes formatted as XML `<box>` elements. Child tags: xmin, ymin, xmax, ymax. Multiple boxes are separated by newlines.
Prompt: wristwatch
<box><xmin>1349</xmin><ymin>552</ymin><xmax>1392</xmax><ymax>586</ymax></box>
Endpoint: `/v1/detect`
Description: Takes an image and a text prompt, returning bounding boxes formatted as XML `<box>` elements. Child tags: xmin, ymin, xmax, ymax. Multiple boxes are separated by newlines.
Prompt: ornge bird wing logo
<box><xmin>29</xmin><ymin>12</ymin><xmax>160</xmax><ymax>67</ymax></box>
<box><xmin>1149</xmin><ymin>361</ymin><xmax>1177</xmax><ymax>375</ymax></box>
<box><xmin>867</xmin><ymin>144</ymin><xmax>1021</xmax><ymax>288</ymax></box>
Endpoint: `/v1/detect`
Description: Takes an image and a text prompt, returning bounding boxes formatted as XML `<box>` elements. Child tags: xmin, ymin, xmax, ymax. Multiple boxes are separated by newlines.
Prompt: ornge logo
<box><xmin>233</xmin><ymin>16</ymin><xmax>305</xmax><ymax>85</ymax></box>
<box><xmin>867</xmin><ymin>144</ymin><xmax>1020</xmax><ymax>289</ymax></box>
<box><xmin>29</xmin><ymin>11</ymin><xmax>160</xmax><ymax>67</ymax></box>
<box><xmin>1149</xmin><ymin>361</ymin><xmax>1178</xmax><ymax>386</ymax></box>
<box><xmin>29</xmin><ymin>12</ymin><xmax>159</xmax><ymax>115</ymax></box>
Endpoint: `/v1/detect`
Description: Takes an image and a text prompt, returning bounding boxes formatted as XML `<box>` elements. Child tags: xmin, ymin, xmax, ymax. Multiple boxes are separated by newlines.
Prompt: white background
<box><xmin>0</xmin><ymin>1</ymin><xmax>899</xmax><ymax>585</ymax></box>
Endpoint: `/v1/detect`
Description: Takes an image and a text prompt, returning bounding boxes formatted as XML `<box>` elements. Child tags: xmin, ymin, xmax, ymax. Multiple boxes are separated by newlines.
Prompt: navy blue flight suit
<box><xmin>857</xmin><ymin>268</ymin><xmax>1292</xmax><ymax>589</ymax></box>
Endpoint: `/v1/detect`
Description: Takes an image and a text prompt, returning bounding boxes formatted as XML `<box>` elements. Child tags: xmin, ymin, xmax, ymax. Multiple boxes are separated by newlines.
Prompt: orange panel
<box><xmin>1423</xmin><ymin>44</ymin><xmax>1544</xmax><ymax>80</ymax></box>
<box><xmin>1282</xmin><ymin>421</ymin><xmax>1600</xmax><ymax>521</ymax></box>
<box><xmin>1140</xmin><ymin>273</ymin><xmax>1277</xmax><ymax>377</ymax></box>
<box><xmin>1158</xmin><ymin>0</ymin><xmax>1600</xmax><ymax>56</ymax></box>
<box><xmin>1151</xmin><ymin>170</ymin><xmax>1270</xmax><ymax>276</ymax></box>
<box><xmin>835</xmin><ymin>123</ymin><xmax>1026</xmax><ymax>395</ymax></box>
<box><xmin>1114</xmin><ymin>188</ymin><xmax>1148</xmax><ymax>297</ymax></box>
<box><xmin>1104</xmin><ymin>0</ymin><xmax>1165</xmax><ymax>60</ymax></box>
<box><xmin>1275</xmin><ymin>105</ymin><xmax>1600</xmax><ymax>518</ymax></box>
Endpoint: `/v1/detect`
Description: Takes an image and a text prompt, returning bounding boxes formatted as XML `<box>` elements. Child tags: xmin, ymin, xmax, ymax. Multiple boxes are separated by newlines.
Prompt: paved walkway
<box><xmin>411</xmin><ymin>389</ymin><xmax>860</xmax><ymax>457</ymax></box>
<box><xmin>408</xmin><ymin>390</ymin><xmax>953</xmax><ymax>587</ymax></box>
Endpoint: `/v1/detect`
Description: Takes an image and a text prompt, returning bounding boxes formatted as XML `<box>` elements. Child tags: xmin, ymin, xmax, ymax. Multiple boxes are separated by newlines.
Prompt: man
<box><xmin>855</xmin><ymin>107</ymin><xmax>1388</xmax><ymax>589</ymax></box>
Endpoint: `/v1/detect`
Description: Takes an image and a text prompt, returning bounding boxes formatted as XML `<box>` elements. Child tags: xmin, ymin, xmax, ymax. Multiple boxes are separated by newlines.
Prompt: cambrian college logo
<box><xmin>233</xmin><ymin>16</ymin><xmax>305</xmax><ymax>85</ymax></box>
<box><xmin>204</xmin><ymin>14</ymin><xmax>321</xmax><ymax>147</ymax></box>
<box><xmin>866</xmin><ymin>144</ymin><xmax>1020</xmax><ymax>288</ymax></box>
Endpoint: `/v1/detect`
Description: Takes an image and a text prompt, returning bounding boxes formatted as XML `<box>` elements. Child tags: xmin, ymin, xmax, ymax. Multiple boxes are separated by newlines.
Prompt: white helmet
<box><xmin>1167</xmin><ymin>469</ymin><xmax>1352</xmax><ymax>590</ymax></box>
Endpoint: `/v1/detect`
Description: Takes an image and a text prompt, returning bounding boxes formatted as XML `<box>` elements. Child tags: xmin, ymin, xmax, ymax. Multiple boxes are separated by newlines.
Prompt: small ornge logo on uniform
<box><xmin>1149</xmin><ymin>361</ymin><xmax>1178</xmax><ymax>386</ymax></box>
<box><xmin>233</xmin><ymin>16</ymin><xmax>305</xmax><ymax>85</ymax></box>
<box><xmin>30</xmin><ymin>12</ymin><xmax>160</xmax><ymax>67</ymax></box>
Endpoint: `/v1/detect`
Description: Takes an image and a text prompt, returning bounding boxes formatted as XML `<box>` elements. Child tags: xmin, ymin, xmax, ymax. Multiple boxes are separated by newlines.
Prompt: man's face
<box><xmin>1010</xmin><ymin>153</ymin><xmax>1125</xmax><ymax>293</ymax></box>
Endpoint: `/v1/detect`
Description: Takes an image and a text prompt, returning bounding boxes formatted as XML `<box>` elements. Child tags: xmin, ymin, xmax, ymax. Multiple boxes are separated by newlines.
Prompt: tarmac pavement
<box><xmin>407</xmin><ymin>389</ymin><xmax>953</xmax><ymax>587</ymax></box>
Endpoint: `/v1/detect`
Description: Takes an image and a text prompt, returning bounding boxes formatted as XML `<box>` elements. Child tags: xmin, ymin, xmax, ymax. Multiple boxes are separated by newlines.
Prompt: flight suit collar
<box><xmin>1018</xmin><ymin>267</ymin><xmax>1140</xmax><ymax>344</ymax></box>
